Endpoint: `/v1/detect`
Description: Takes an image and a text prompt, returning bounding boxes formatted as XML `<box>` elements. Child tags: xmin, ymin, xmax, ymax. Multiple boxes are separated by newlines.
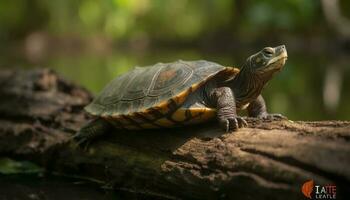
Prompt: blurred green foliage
<box><xmin>0</xmin><ymin>0</ymin><xmax>327</xmax><ymax>41</ymax></box>
<box><xmin>0</xmin><ymin>0</ymin><xmax>349</xmax><ymax>120</ymax></box>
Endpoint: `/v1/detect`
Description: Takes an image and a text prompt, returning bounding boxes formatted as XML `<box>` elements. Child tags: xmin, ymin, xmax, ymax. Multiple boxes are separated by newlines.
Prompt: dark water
<box><xmin>0</xmin><ymin>173</ymin><xmax>158</xmax><ymax>200</ymax></box>
<box><xmin>1</xmin><ymin>47</ymin><xmax>349</xmax><ymax>120</ymax></box>
<box><xmin>0</xmin><ymin>158</ymin><xmax>159</xmax><ymax>200</ymax></box>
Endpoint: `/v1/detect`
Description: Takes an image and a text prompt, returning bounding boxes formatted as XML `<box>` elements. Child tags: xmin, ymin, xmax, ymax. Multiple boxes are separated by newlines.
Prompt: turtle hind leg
<box><xmin>73</xmin><ymin>118</ymin><xmax>112</xmax><ymax>147</ymax></box>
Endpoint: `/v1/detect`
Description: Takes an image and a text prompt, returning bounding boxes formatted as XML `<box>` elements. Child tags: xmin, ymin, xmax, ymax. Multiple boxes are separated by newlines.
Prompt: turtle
<box><xmin>74</xmin><ymin>45</ymin><xmax>288</xmax><ymax>145</ymax></box>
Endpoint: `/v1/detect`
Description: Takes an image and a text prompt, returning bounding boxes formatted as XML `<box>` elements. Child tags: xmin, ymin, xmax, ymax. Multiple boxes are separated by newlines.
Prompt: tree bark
<box><xmin>0</xmin><ymin>69</ymin><xmax>349</xmax><ymax>200</ymax></box>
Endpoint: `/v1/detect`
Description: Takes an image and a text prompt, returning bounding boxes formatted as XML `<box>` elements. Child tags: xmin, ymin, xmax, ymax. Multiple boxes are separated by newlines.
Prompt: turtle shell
<box><xmin>85</xmin><ymin>60</ymin><xmax>239</xmax><ymax>122</ymax></box>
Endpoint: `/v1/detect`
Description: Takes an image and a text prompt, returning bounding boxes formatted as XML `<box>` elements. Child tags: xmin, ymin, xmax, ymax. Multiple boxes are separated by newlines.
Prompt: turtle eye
<box><xmin>263</xmin><ymin>47</ymin><xmax>274</xmax><ymax>57</ymax></box>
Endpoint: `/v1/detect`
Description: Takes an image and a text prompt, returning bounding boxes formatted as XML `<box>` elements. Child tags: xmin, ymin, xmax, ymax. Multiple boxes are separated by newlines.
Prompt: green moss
<box><xmin>0</xmin><ymin>157</ymin><xmax>43</xmax><ymax>174</ymax></box>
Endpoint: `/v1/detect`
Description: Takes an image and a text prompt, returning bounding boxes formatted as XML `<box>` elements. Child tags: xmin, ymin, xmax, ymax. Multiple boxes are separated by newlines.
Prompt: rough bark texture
<box><xmin>0</xmin><ymin>69</ymin><xmax>349</xmax><ymax>200</ymax></box>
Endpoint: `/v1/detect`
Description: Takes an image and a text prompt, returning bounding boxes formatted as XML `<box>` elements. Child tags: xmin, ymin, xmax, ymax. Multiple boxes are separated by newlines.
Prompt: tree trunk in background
<box><xmin>321</xmin><ymin>0</ymin><xmax>350</xmax><ymax>39</ymax></box>
<box><xmin>0</xmin><ymin>69</ymin><xmax>349</xmax><ymax>200</ymax></box>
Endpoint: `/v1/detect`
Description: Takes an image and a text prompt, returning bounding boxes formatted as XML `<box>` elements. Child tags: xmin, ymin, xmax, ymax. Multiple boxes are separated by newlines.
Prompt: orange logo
<box><xmin>302</xmin><ymin>180</ymin><xmax>314</xmax><ymax>199</ymax></box>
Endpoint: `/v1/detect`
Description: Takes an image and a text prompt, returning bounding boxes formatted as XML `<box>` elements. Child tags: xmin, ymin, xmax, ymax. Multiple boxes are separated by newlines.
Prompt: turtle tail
<box><xmin>73</xmin><ymin>118</ymin><xmax>112</xmax><ymax>147</ymax></box>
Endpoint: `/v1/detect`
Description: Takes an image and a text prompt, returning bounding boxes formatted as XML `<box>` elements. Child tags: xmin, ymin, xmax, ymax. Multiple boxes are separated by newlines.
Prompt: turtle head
<box><xmin>245</xmin><ymin>45</ymin><xmax>287</xmax><ymax>76</ymax></box>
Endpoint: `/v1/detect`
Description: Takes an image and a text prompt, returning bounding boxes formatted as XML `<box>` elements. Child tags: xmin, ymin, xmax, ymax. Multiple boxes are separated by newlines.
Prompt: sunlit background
<box><xmin>0</xmin><ymin>0</ymin><xmax>349</xmax><ymax>120</ymax></box>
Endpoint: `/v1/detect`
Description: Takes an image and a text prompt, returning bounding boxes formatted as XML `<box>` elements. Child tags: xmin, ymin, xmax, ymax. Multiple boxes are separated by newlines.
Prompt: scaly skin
<box><xmin>211</xmin><ymin>87</ymin><xmax>248</xmax><ymax>131</ymax></box>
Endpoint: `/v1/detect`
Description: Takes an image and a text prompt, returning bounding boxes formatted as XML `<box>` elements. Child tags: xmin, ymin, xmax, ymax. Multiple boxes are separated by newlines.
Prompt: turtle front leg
<box><xmin>211</xmin><ymin>87</ymin><xmax>248</xmax><ymax>132</ymax></box>
<box><xmin>247</xmin><ymin>95</ymin><xmax>287</xmax><ymax>120</ymax></box>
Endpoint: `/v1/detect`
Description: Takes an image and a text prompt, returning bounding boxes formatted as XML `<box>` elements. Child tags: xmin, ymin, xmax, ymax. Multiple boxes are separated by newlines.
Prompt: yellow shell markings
<box><xmin>150</xmin><ymin>81</ymin><xmax>203</xmax><ymax>116</ymax></box>
<box><xmin>139</xmin><ymin>123</ymin><xmax>159</xmax><ymax>129</ymax></box>
<box><xmin>120</xmin><ymin>107</ymin><xmax>217</xmax><ymax>129</ymax></box>
<box><xmin>225</xmin><ymin>66</ymin><xmax>240</xmax><ymax>74</ymax></box>
<box><xmin>171</xmin><ymin>107</ymin><xmax>216</xmax><ymax>125</ymax></box>
<box><xmin>154</xmin><ymin>118</ymin><xmax>175</xmax><ymax>127</ymax></box>
<box><xmin>217</xmin><ymin>67</ymin><xmax>240</xmax><ymax>82</ymax></box>
<box><xmin>170</xmin><ymin>108</ymin><xmax>187</xmax><ymax>122</ymax></box>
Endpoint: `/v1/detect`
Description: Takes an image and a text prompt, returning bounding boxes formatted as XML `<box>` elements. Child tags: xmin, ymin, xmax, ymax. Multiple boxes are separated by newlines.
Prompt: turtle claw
<box><xmin>237</xmin><ymin>117</ymin><xmax>248</xmax><ymax>127</ymax></box>
<box><xmin>223</xmin><ymin>119</ymin><xmax>230</xmax><ymax>132</ymax></box>
<box><xmin>258</xmin><ymin>113</ymin><xmax>287</xmax><ymax>120</ymax></box>
<box><xmin>220</xmin><ymin>116</ymin><xmax>248</xmax><ymax>132</ymax></box>
<box><xmin>271</xmin><ymin>113</ymin><xmax>287</xmax><ymax>120</ymax></box>
<box><xmin>72</xmin><ymin>133</ymin><xmax>91</xmax><ymax>150</ymax></box>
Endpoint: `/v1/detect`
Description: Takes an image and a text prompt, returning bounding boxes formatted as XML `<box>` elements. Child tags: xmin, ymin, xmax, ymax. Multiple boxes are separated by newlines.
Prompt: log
<box><xmin>0</xmin><ymin>69</ymin><xmax>349</xmax><ymax>200</ymax></box>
